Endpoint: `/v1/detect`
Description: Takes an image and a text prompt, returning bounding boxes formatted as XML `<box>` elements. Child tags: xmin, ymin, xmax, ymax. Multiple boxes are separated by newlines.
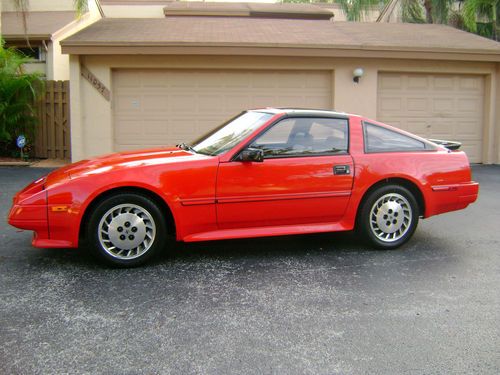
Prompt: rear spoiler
<box><xmin>428</xmin><ymin>139</ymin><xmax>462</xmax><ymax>151</ymax></box>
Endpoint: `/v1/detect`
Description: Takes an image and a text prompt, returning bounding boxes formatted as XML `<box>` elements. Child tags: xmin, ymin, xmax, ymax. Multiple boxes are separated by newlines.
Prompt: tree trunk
<box><xmin>493</xmin><ymin>0</ymin><xmax>498</xmax><ymax>41</ymax></box>
<box><xmin>423</xmin><ymin>0</ymin><xmax>433</xmax><ymax>23</ymax></box>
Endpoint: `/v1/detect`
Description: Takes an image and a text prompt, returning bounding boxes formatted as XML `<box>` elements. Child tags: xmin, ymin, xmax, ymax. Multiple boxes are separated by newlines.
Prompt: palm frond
<box><xmin>462</xmin><ymin>0</ymin><xmax>499</xmax><ymax>36</ymax></box>
<box><xmin>432</xmin><ymin>0</ymin><xmax>453</xmax><ymax>23</ymax></box>
<box><xmin>401</xmin><ymin>0</ymin><xmax>426</xmax><ymax>23</ymax></box>
<box><xmin>337</xmin><ymin>0</ymin><xmax>384</xmax><ymax>21</ymax></box>
<box><xmin>74</xmin><ymin>0</ymin><xmax>89</xmax><ymax>17</ymax></box>
<box><xmin>0</xmin><ymin>39</ymin><xmax>44</xmax><ymax>146</ymax></box>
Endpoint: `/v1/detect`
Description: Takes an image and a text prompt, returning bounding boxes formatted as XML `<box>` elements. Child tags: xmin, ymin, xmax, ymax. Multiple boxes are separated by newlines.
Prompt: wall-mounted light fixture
<box><xmin>353</xmin><ymin>68</ymin><xmax>364</xmax><ymax>83</ymax></box>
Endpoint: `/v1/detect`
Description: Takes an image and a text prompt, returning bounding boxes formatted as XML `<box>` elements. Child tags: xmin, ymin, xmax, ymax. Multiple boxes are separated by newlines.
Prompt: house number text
<box><xmin>81</xmin><ymin>65</ymin><xmax>111</xmax><ymax>101</ymax></box>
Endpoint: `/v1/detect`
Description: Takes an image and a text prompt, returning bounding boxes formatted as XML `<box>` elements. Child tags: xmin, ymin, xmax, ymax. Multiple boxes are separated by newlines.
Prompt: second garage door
<box><xmin>113</xmin><ymin>69</ymin><xmax>332</xmax><ymax>152</ymax></box>
<box><xmin>377</xmin><ymin>73</ymin><xmax>484</xmax><ymax>163</ymax></box>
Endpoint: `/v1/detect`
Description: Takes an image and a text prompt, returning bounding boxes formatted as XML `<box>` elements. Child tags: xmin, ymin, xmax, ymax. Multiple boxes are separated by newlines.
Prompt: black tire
<box><xmin>358</xmin><ymin>184</ymin><xmax>419</xmax><ymax>249</ymax></box>
<box><xmin>87</xmin><ymin>193</ymin><xmax>167</xmax><ymax>267</ymax></box>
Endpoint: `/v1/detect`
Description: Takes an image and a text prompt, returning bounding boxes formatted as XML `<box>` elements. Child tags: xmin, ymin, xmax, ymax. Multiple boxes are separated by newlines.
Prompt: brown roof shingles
<box><xmin>1</xmin><ymin>11</ymin><xmax>77</xmax><ymax>39</ymax></box>
<box><xmin>60</xmin><ymin>17</ymin><xmax>500</xmax><ymax>57</ymax></box>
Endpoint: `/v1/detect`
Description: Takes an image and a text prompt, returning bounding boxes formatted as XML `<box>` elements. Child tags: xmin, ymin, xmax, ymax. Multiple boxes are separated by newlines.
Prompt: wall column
<box><xmin>69</xmin><ymin>55</ymin><xmax>84</xmax><ymax>162</ymax></box>
<box><xmin>495</xmin><ymin>63</ymin><xmax>500</xmax><ymax>164</ymax></box>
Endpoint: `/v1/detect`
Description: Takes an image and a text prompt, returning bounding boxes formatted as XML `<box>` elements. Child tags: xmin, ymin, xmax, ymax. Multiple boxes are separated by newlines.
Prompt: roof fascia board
<box><xmin>51</xmin><ymin>13</ymin><xmax>91</xmax><ymax>41</ymax></box>
<box><xmin>60</xmin><ymin>45</ymin><xmax>500</xmax><ymax>62</ymax></box>
<box><xmin>3</xmin><ymin>34</ymin><xmax>51</xmax><ymax>41</ymax></box>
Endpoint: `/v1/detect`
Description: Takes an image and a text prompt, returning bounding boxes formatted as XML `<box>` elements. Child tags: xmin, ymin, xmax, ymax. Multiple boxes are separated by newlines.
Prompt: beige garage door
<box><xmin>113</xmin><ymin>69</ymin><xmax>332</xmax><ymax>151</ymax></box>
<box><xmin>377</xmin><ymin>73</ymin><xmax>484</xmax><ymax>163</ymax></box>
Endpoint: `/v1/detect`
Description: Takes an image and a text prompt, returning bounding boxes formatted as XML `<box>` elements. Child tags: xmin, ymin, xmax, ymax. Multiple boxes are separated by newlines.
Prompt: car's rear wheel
<box><xmin>87</xmin><ymin>193</ymin><xmax>167</xmax><ymax>267</ymax></box>
<box><xmin>358</xmin><ymin>184</ymin><xmax>419</xmax><ymax>249</ymax></box>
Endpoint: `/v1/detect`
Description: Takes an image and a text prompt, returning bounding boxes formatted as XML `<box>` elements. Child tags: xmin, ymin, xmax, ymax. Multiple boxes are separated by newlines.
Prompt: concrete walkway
<box><xmin>30</xmin><ymin>159</ymin><xmax>69</xmax><ymax>168</ymax></box>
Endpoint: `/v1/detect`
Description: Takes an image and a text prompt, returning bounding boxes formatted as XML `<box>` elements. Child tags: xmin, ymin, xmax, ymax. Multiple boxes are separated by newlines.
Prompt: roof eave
<box><xmin>60</xmin><ymin>43</ymin><xmax>500</xmax><ymax>62</ymax></box>
<box><xmin>3</xmin><ymin>34</ymin><xmax>52</xmax><ymax>41</ymax></box>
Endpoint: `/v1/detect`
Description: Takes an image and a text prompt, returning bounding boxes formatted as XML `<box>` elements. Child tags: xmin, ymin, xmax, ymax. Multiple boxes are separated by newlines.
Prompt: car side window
<box><xmin>251</xmin><ymin>117</ymin><xmax>348</xmax><ymax>158</ymax></box>
<box><xmin>364</xmin><ymin>122</ymin><xmax>426</xmax><ymax>153</ymax></box>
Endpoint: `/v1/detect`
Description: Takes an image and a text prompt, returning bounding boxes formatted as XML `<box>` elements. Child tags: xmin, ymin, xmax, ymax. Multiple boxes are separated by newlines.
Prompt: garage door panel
<box><xmin>115</xmin><ymin>97</ymin><xmax>142</xmax><ymax>114</ymax></box>
<box><xmin>115</xmin><ymin>119</ymin><xmax>146</xmax><ymax>143</ymax></box>
<box><xmin>454</xmin><ymin>120</ymin><xmax>482</xmax><ymax>139</ymax></box>
<box><xmin>404</xmin><ymin>120</ymin><xmax>429</xmax><ymax>136</ymax></box>
<box><xmin>433</xmin><ymin>98</ymin><xmax>454</xmax><ymax>114</ymax></box>
<box><xmin>408</xmin><ymin>76</ymin><xmax>428</xmax><ymax>89</ymax></box>
<box><xmin>198</xmin><ymin>95</ymin><xmax>224</xmax><ymax>112</ymax></box>
<box><xmin>429</xmin><ymin>121</ymin><xmax>454</xmax><ymax>139</ymax></box>
<box><xmin>140</xmin><ymin>71</ymin><xmax>169</xmax><ymax>87</ymax></box>
<box><xmin>433</xmin><ymin>76</ymin><xmax>455</xmax><ymax>90</ymax></box>
<box><xmin>273</xmin><ymin>73</ymin><xmax>301</xmax><ymax>88</ymax></box>
<box><xmin>379</xmin><ymin>97</ymin><xmax>402</xmax><ymax>112</ymax></box>
<box><xmin>457</xmin><ymin>98</ymin><xmax>482</xmax><ymax>115</ymax></box>
<box><xmin>114</xmin><ymin>73</ymin><xmax>140</xmax><ymax>88</ymax></box>
<box><xmin>379</xmin><ymin>74</ymin><xmax>402</xmax><ymax>90</ymax></box>
<box><xmin>305</xmin><ymin>73</ymin><xmax>331</xmax><ymax>89</ymax></box>
<box><xmin>459</xmin><ymin>76</ymin><xmax>482</xmax><ymax>91</ymax></box>
<box><xmin>225</xmin><ymin>95</ymin><xmax>250</xmax><ymax>109</ymax></box>
<box><xmin>378</xmin><ymin>73</ymin><xmax>484</xmax><ymax>163</ymax></box>
<box><xmin>407</xmin><ymin>97</ymin><xmax>428</xmax><ymax>112</ymax></box>
<box><xmin>142</xmin><ymin>95</ymin><xmax>169</xmax><ymax>111</ymax></box>
<box><xmin>305</xmin><ymin>95</ymin><xmax>330</xmax><ymax>107</ymax></box>
<box><xmin>168</xmin><ymin>95</ymin><xmax>192</xmax><ymax>112</ymax></box>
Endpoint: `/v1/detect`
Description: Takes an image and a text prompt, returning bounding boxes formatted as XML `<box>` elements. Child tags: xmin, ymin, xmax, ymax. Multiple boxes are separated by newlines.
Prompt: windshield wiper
<box><xmin>177</xmin><ymin>142</ymin><xmax>196</xmax><ymax>153</ymax></box>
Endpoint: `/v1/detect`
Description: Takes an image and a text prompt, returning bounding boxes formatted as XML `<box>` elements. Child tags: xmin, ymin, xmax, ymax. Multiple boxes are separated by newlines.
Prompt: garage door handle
<box><xmin>334</xmin><ymin>165</ymin><xmax>350</xmax><ymax>175</ymax></box>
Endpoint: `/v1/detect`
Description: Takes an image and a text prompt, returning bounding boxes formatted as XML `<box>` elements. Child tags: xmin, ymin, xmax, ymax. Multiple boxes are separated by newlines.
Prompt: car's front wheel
<box><xmin>358</xmin><ymin>184</ymin><xmax>419</xmax><ymax>249</ymax></box>
<box><xmin>87</xmin><ymin>193</ymin><xmax>167</xmax><ymax>267</ymax></box>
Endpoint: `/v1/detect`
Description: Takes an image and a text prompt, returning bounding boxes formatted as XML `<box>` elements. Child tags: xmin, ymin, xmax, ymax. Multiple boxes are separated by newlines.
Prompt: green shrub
<box><xmin>0</xmin><ymin>40</ymin><xmax>43</xmax><ymax>157</ymax></box>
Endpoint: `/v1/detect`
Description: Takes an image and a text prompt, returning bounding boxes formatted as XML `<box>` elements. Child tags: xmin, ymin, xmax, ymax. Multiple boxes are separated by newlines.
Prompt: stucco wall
<box><xmin>49</xmin><ymin>10</ymin><xmax>101</xmax><ymax>80</ymax></box>
<box><xmin>47</xmin><ymin>1</ymin><xmax>102</xmax><ymax>80</ymax></box>
<box><xmin>2</xmin><ymin>0</ymin><xmax>75</xmax><ymax>12</ymax></box>
<box><xmin>101</xmin><ymin>5</ymin><xmax>165</xmax><ymax>18</ymax></box>
<box><xmin>496</xmin><ymin>63</ymin><xmax>500</xmax><ymax>162</ymax></box>
<box><xmin>69</xmin><ymin>55</ymin><xmax>499</xmax><ymax>163</ymax></box>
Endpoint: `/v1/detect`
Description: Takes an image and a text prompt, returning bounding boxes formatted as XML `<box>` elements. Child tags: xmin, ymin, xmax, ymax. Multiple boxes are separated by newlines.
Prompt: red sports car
<box><xmin>9</xmin><ymin>109</ymin><xmax>479</xmax><ymax>266</ymax></box>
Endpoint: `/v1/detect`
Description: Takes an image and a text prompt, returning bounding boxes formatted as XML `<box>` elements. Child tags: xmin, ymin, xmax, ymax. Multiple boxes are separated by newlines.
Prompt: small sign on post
<box><xmin>17</xmin><ymin>135</ymin><xmax>26</xmax><ymax>160</ymax></box>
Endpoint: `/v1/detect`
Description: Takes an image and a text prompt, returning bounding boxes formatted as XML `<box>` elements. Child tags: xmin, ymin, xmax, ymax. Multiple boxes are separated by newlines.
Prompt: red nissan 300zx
<box><xmin>9</xmin><ymin>109</ymin><xmax>479</xmax><ymax>266</ymax></box>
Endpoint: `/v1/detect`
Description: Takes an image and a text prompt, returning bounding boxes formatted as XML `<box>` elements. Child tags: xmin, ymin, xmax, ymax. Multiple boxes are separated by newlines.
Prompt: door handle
<box><xmin>333</xmin><ymin>165</ymin><xmax>350</xmax><ymax>175</ymax></box>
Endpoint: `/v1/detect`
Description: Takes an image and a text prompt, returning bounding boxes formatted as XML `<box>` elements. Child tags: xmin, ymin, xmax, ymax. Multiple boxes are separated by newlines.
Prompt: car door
<box><xmin>216</xmin><ymin>116</ymin><xmax>354</xmax><ymax>230</ymax></box>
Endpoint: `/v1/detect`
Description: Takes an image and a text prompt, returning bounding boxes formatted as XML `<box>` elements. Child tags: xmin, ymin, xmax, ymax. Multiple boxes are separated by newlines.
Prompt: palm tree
<box><xmin>378</xmin><ymin>0</ymin><xmax>455</xmax><ymax>24</ymax></box>
<box><xmin>463</xmin><ymin>0</ymin><xmax>499</xmax><ymax>39</ymax></box>
<box><xmin>337</xmin><ymin>0</ymin><xmax>385</xmax><ymax>21</ymax></box>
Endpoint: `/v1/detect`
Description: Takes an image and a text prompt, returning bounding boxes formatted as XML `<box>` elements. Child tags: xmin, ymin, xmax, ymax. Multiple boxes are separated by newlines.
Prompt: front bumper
<box><xmin>8</xmin><ymin>177</ymin><xmax>74</xmax><ymax>248</ymax></box>
<box><xmin>8</xmin><ymin>177</ymin><xmax>49</xmax><ymax>239</ymax></box>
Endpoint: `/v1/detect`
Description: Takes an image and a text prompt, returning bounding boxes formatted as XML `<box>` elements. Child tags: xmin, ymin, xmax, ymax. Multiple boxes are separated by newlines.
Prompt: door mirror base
<box><xmin>235</xmin><ymin>148</ymin><xmax>264</xmax><ymax>162</ymax></box>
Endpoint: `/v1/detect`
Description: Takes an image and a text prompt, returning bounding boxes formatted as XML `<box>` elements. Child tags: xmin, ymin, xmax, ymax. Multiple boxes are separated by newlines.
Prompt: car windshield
<box><xmin>191</xmin><ymin>111</ymin><xmax>273</xmax><ymax>156</ymax></box>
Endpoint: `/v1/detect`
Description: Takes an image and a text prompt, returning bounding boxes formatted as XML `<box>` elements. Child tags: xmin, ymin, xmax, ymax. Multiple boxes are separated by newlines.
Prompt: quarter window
<box><xmin>364</xmin><ymin>122</ymin><xmax>426</xmax><ymax>152</ymax></box>
<box><xmin>251</xmin><ymin>117</ymin><xmax>348</xmax><ymax>158</ymax></box>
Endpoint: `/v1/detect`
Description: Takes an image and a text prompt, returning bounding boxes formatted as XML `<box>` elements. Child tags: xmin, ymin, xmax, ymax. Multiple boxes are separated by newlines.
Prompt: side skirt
<box><xmin>182</xmin><ymin>221</ymin><xmax>354</xmax><ymax>242</ymax></box>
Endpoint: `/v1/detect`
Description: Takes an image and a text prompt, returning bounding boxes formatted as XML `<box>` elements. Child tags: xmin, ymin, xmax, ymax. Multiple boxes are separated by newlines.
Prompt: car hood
<box><xmin>45</xmin><ymin>147</ymin><xmax>205</xmax><ymax>186</ymax></box>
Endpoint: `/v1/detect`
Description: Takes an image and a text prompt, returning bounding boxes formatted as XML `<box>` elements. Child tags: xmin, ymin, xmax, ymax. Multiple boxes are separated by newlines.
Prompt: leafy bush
<box><xmin>0</xmin><ymin>40</ymin><xmax>43</xmax><ymax>157</ymax></box>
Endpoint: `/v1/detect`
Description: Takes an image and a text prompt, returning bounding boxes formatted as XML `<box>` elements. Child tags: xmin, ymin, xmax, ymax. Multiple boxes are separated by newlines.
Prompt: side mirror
<box><xmin>236</xmin><ymin>147</ymin><xmax>264</xmax><ymax>162</ymax></box>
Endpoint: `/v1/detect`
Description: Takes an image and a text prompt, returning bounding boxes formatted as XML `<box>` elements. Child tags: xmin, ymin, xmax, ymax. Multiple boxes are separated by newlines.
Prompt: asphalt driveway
<box><xmin>0</xmin><ymin>165</ymin><xmax>499</xmax><ymax>374</ymax></box>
